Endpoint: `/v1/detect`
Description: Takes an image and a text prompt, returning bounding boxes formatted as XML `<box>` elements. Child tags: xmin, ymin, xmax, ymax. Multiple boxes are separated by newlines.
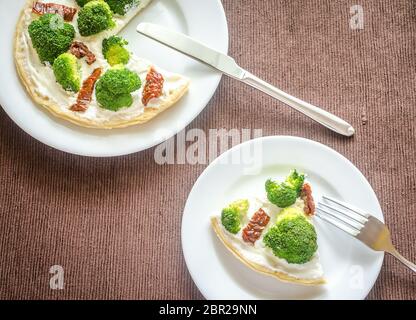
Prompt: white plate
<box><xmin>182</xmin><ymin>136</ymin><xmax>384</xmax><ymax>300</ymax></box>
<box><xmin>0</xmin><ymin>0</ymin><xmax>228</xmax><ymax>156</ymax></box>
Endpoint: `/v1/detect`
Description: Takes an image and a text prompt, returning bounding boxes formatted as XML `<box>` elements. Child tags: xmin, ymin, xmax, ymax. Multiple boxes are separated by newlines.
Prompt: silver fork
<box><xmin>316</xmin><ymin>196</ymin><xmax>416</xmax><ymax>272</ymax></box>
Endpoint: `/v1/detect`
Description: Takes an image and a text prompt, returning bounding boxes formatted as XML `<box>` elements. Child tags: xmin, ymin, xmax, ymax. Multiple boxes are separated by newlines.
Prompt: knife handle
<box><xmin>241</xmin><ymin>71</ymin><xmax>355</xmax><ymax>137</ymax></box>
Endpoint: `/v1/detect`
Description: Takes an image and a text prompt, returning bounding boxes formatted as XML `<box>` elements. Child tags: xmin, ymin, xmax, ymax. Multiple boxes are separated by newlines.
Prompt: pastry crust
<box><xmin>14</xmin><ymin>0</ymin><xmax>189</xmax><ymax>129</ymax></box>
<box><xmin>211</xmin><ymin>216</ymin><xmax>326</xmax><ymax>286</ymax></box>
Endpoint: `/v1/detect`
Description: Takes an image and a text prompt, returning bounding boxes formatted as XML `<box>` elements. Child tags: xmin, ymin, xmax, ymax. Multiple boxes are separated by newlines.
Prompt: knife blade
<box><xmin>137</xmin><ymin>23</ymin><xmax>245</xmax><ymax>80</ymax></box>
<box><xmin>137</xmin><ymin>23</ymin><xmax>355</xmax><ymax>137</ymax></box>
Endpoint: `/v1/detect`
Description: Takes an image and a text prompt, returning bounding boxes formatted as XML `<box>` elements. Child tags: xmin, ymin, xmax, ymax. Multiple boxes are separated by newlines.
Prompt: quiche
<box><xmin>211</xmin><ymin>170</ymin><xmax>326</xmax><ymax>285</ymax></box>
<box><xmin>14</xmin><ymin>0</ymin><xmax>190</xmax><ymax>129</ymax></box>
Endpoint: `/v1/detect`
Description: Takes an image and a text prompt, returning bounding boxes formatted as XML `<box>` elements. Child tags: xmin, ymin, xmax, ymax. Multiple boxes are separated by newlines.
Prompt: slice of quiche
<box><xmin>14</xmin><ymin>0</ymin><xmax>190</xmax><ymax>129</ymax></box>
<box><xmin>211</xmin><ymin>170</ymin><xmax>326</xmax><ymax>285</ymax></box>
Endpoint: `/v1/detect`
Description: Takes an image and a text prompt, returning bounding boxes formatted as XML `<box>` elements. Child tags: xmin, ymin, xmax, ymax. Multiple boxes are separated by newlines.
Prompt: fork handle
<box><xmin>389</xmin><ymin>248</ymin><xmax>416</xmax><ymax>273</ymax></box>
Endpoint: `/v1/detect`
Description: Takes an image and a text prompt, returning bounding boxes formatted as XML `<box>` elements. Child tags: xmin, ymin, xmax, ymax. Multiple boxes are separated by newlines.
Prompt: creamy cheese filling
<box><xmin>215</xmin><ymin>197</ymin><xmax>324</xmax><ymax>280</ymax></box>
<box><xmin>17</xmin><ymin>0</ymin><xmax>189</xmax><ymax>124</ymax></box>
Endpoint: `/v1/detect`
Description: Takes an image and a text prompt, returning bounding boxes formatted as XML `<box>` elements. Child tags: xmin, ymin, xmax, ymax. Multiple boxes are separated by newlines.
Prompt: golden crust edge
<box><xmin>210</xmin><ymin>216</ymin><xmax>326</xmax><ymax>286</ymax></box>
<box><xmin>14</xmin><ymin>0</ymin><xmax>189</xmax><ymax>129</ymax></box>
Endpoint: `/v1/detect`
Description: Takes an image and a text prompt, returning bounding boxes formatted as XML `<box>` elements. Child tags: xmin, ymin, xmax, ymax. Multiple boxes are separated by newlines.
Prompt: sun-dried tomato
<box><xmin>242</xmin><ymin>208</ymin><xmax>270</xmax><ymax>244</ymax></box>
<box><xmin>32</xmin><ymin>2</ymin><xmax>77</xmax><ymax>22</ymax></box>
<box><xmin>70</xmin><ymin>68</ymin><xmax>102</xmax><ymax>112</ymax></box>
<box><xmin>142</xmin><ymin>67</ymin><xmax>164</xmax><ymax>106</ymax></box>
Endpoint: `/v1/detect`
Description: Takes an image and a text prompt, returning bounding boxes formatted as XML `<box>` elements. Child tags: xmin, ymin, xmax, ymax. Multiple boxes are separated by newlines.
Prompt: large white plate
<box><xmin>0</xmin><ymin>0</ymin><xmax>228</xmax><ymax>156</ymax></box>
<box><xmin>182</xmin><ymin>136</ymin><xmax>384</xmax><ymax>300</ymax></box>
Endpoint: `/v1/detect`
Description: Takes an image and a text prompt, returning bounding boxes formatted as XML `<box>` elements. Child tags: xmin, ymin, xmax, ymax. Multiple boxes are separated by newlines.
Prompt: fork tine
<box><xmin>316</xmin><ymin>206</ymin><xmax>363</xmax><ymax>231</ymax></box>
<box><xmin>318</xmin><ymin>202</ymin><xmax>368</xmax><ymax>225</ymax></box>
<box><xmin>316</xmin><ymin>210</ymin><xmax>360</xmax><ymax>236</ymax></box>
<box><xmin>322</xmin><ymin>196</ymin><xmax>369</xmax><ymax>218</ymax></box>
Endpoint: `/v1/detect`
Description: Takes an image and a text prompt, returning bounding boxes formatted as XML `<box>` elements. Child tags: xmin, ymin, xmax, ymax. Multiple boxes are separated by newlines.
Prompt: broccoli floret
<box><xmin>95</xmin><ymin>67</ymin><xmax>141</xmax><ymax>111</ymax></box>
<box><xmin>102</xmin><ymin>36</ymin><xmax>130</xmax><ymax>66</ymax></box>
<box><xmin>265</xmin><ymin>179</ymin><xmax>297</xmax><ymax>208</ymax></box>
<box><xmin>230</xmin><ymin>199</ymin><xmax>250</xmax><ymax>213</ymax></box>
<box><xmin>265</xmin><ymin>170</ymin><xmax>306</xmax><ymax>208</ymax></box>
<box><xmin>105</xmin><ymin>0</ymin><xmax>140</xmax><ymax>15</ymax></box>
<box><xmin>285</xmin><ymin>170</ymin><xmax>305</xmax><ymax>195</ymax></box>
<box><xmin>77</xmin><ymin>1</ymin><xmax>115</xmax><ymax>37</ymax></box>
<box><xmin>53</xmin><ymin>53</ymin><xmax>81</xmax><ymax>92</ymax></box>
<box><xmin>28</xmin><ymin>14</ymin><xmax>75</xmax><ymax>64</ymax></box>
<box><xmin>95</xmin><ymin>81</ymin><xmax>133</xmax><ymax>111</ymax></box>
<box><xmin>221</xmin><ymin>208</ymin><xmax>241</xmax><ymax>234</ymax></box>
<box><xmin>263</xmin><ymin>208</ymin><xmax>317</xmax><ymax>264</ymax></box>
<box><xmin>98</xmin><ymin>67</ymin><xmax>141</xmax><ymax>95</ymax></box>
<box><xmin>76</xmin><ymin>0</ymin><xmax>93</xmax><ymax>6</ymax></box>
<box><xmin>221</xmin><ymin>199</ymin><xmax>249</xmax><ymax>234</ymax></box>
<box><xmin>77</xmin><ymin>0</ymin><xmax>139</xmax><ymax>15</ymax></box>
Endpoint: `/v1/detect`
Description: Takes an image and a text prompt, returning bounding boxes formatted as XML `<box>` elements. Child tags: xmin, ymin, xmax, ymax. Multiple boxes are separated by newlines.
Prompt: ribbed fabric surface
<box><xmin>0</xmin><ymin>0</ymin><xmax>415</xmax><ymax>299</ymax></box>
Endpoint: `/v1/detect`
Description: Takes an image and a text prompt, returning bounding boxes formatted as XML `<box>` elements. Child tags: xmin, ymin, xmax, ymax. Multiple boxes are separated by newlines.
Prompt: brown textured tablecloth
<box><xmin>1</xmin><ymin>0</ymin><xmax>415</xmax><ymax>300</ymax></box>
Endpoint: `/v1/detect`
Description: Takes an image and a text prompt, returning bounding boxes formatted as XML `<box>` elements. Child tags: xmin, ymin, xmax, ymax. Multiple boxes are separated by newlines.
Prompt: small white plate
<box><xmin>0</xmin><ymin>0</ymin><xmax>228</xmax><ymax>156</ymax></box>
<box><xmin>182</xmin><ymin>136</ymin><xmax>384</xmax><ymax>300</ymax></box>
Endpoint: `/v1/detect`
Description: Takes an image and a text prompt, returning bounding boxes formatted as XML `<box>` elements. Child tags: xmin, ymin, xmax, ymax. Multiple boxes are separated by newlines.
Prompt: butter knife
<box><xmin>137</xmin><ymin>23</ymin><xmax>355</xmax><ymax>137</ymax></box>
